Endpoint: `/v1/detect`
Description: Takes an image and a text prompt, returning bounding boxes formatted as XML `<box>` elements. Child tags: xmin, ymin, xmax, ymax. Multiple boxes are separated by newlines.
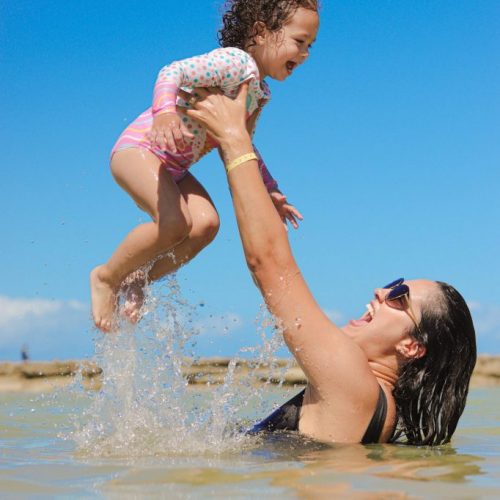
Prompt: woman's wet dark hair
<box><xmin>218</xmin><ymin>0</ymin><xmax>319</xmax><ymax>50</ymax></box>
<box><xmin>392</xmin><ymin>282</ymin><xmax>477</xmax><ymax>446</ymax></box>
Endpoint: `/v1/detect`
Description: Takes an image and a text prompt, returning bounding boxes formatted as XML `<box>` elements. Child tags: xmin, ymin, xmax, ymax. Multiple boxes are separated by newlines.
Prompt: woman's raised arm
<box><xmin>183</xmin><ymin>86</ymin><xmax>377</xmax><ymax>402</ymax></box>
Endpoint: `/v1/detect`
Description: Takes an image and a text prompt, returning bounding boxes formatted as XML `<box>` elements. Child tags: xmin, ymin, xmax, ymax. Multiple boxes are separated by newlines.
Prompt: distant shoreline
<box><xmin>1</xmin><ymin>355</ymin><xmax>499</xmax><ymax>392</ymax></box>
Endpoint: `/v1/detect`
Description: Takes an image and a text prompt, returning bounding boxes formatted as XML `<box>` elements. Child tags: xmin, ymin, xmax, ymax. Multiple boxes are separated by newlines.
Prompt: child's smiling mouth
<box><xmin>286</xmin><ymin>61</ymin><xmax>297</xmax><ymax>74</ymax></box>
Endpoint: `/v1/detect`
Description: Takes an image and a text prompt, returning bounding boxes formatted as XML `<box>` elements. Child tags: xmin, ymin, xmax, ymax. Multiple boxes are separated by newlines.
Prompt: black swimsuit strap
<box><xmin>252</xmin><ymin>385</ymin><xmax>388</xmax><ymax>444</ymax></box>
<box><xmin>361</xmin><ymin>385</ymin><xmax>387</xmax><ymax>444</ymax></box>
<box><xmin>251</xmin><ymin>389</ymin><xmax>305</xmax><ymax>433</ymax></box>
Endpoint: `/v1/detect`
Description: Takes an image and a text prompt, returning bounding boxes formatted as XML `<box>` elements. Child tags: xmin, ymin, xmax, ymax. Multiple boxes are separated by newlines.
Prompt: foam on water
<box><xmin>70</xmin><ymin>272</ymin><xmax>287</xmax><ymax>457</ymax></box>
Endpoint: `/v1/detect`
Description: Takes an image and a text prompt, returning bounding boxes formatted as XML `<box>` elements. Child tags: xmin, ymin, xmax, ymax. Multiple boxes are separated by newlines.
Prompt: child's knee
<box><xmin>200</xmin><ymin>213</ymin><xmax>220</xmax><ymax>243</ymax></box>
<box><xmin>156</xmin><ymin>213</ymin><xmax>192</xmax><ymax>248</ymax></box>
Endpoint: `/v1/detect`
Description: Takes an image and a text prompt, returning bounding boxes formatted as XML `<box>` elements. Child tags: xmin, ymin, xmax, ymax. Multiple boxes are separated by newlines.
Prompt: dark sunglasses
<box><xmin>383</xmin><ymin>278</ymin><xmax>423</xmax><ymax>335</ymax></box>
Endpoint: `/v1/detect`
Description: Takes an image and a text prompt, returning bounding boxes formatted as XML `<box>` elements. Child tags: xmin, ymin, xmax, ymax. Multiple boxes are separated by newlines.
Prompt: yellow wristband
<box><xmin>225</xmin><ymin>152</ymin><xmax>258</xmax><ymax>173</ymax></box>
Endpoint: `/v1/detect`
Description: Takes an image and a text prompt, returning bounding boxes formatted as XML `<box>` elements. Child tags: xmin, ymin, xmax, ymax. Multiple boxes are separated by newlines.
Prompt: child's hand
<box><xmin>148</xmin><ymin>113</ymin><xmax>194</xmax><ymax>154</ymax></box>
<box><xmin>269</xmin><ymin>191</ymin><xmax>303</xmax><ymax>230</ymax></box>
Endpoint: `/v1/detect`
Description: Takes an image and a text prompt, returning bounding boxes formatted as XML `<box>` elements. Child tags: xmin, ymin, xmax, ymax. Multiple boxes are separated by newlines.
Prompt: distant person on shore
<box><xmin>181</xmin><ymin>83</ymin><xmax>477</xmax><ymax>445</ymax></box>
<box><xmin>21</xmin><ymin>344</ymin><xmax>29</xmax><ymax>361</ymax></box>
<box><xmin>90</xmin><ymin>0</ymin><xmax>320</xmax><ymax>332</ymax></box>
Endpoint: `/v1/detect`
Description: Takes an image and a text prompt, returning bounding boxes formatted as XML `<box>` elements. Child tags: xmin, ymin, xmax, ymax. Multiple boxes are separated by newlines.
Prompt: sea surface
<box><xmin>1</xmin><ymin>385</ymin><xmax>500</xmax><ymax>499</ymax></box>
<box><xmin>3</xmin><ymin>280</ymin><xmax>499</xmax><ymax>499</ymax></box>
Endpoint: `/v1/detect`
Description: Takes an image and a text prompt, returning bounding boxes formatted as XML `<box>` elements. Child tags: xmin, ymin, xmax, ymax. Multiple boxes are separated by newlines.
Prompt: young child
<box><xmin>91</xmin><ymin>0</ymin><xmax>320</xmax><ymax>331</ymax></box>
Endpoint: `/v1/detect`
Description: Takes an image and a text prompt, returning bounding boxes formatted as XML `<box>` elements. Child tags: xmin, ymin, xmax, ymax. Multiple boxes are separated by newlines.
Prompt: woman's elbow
<box><xmin>245</xmin><ymin>249</ymin><xmax>264</xmax><ymax>273</ymax></box>
<box><xmin>245</xmin><ymin>245</ymin><xmax>295</xmax><ymax>280</ymax></box>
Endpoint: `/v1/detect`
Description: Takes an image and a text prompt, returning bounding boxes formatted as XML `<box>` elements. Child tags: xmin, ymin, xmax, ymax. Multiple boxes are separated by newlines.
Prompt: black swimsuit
<box><xmin>251</xmin><ymin>385</ymin><xmax>388</xmax><ymax>444</ymax></box>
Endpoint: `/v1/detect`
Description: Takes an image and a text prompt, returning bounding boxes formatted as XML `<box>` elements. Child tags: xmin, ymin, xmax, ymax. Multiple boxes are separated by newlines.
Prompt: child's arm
<box><xmin>150</xmin><ymin>48</ymin><xmax>259</xmax><ymax>152</ymax></box>
<box><xmin>246</xmin><ymin>108</ymin><xmax>278</xmax><ymax>192</ymax></box>
<box><xmin>148</xmin><ymin>68</ymin><xmax>194</xmax><ymax>153</ymax></box>
<box><xmin>254</xmin><ymin>147</ymin><xmax>278</xmax><ymax>192</ymax></box>
<box><xmin>247</xmin><ymin>109</ymin><xmax>303</xmax><ymax>230</ymax></box>
<box><xmin>255</xmin><ymin>148</ymin><xmax>303</xmax><ymax>229</ymax></box>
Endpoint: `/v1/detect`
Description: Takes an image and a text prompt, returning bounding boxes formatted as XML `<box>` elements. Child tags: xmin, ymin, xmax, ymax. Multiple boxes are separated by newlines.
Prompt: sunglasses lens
<box><xmin>387</xmin><ymin>284</ymin><xmax>409</xmax><ymax>303</ymax></box>
<box><xmin>383</xmin><ymin>278</ymin><xmax>404</xmax><ymax>289</ymax></box>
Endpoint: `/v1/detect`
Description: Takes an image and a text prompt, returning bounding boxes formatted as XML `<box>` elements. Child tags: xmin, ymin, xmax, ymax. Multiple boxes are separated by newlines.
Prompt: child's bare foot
<box><xmin>121</xmin><ymin>278</ymin><xmax>146</xmax><ymax>324</ymax></box>
<box><xmin>90</xmin><ymin>265</ymin><xmax>117</xmax><ymax>332</ymax></box>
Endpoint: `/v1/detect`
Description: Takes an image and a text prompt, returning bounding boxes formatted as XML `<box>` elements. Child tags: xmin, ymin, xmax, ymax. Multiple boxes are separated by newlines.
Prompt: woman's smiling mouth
<box><xmin>349</xmin><ymin>303</ymin><xmax>375</xmax><ymax>327</ymax></box>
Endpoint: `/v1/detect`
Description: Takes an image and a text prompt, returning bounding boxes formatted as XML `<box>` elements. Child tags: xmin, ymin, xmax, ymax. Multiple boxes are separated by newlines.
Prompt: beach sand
<box><xmin>0</xmin><ymin>355</ymin><xmax>498</xmax><ymax>392</ymax></box>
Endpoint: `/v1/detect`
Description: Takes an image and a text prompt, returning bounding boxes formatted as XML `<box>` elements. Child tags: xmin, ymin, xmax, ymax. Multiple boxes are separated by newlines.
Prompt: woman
<box><xmin>182</xmin><ymin>84</ymin><xmax>477</xmax><ymax>446</ymax></box>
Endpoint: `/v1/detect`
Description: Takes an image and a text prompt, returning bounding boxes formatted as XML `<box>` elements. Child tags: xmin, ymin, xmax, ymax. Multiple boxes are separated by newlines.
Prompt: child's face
<box><xmin>252</xmin><ymin>7</ymin><xmax>319</xmax><ymax>81</ymax></box>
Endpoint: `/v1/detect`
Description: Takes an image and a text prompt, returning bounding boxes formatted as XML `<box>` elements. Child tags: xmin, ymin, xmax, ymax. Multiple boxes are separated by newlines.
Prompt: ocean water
<box><xmin>2</xmin><ymin>278</ymin><xmax>499</xmax><ymax>498</ymax></box>
<box><xmin>1</xmin><ymin>387</ymin><xmax>500</xmax><ymax>498</ymax></box>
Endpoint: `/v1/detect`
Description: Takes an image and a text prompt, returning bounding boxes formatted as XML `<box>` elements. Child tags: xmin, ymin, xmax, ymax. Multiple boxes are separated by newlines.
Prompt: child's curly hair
<box><xmin>218</xmin><ymin>0</ymin><xmax>319</xmax><ymax>50</ymax></box>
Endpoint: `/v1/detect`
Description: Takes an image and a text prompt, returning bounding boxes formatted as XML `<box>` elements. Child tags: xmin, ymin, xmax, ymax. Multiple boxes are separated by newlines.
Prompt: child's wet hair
<box><xmin>218</xmin><ymin>0</ymin><xmax>319</xmax><ymax>50</ymax></box>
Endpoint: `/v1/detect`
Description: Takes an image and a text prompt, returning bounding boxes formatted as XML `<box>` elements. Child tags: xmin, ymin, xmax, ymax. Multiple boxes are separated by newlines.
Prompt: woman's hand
<box><xmin>148</xmin><ymin>113</ymin><xmax>194</xmax><ymax>154</ymax></box>
<box><xmin>178</xmin><ymin>84</ymin><xmax>251</xmax><ymax>161</ymax></box>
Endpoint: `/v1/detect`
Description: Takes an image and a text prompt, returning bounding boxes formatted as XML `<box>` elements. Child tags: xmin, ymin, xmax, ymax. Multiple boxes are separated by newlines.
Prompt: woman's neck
<box><xmin>369</xmin><ymin>360</ymin><xmax>398</xmax><ymax>389</ymax></box>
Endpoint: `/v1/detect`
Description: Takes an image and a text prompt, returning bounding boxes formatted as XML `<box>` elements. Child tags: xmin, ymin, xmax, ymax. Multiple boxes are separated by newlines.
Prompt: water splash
<box><xmin>70</xmin><ymin>273</ymin><xmax>287</xmax><ymax>457</ymax></box>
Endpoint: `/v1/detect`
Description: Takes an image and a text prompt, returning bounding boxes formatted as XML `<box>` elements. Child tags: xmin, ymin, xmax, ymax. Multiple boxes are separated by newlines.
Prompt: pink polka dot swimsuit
<box><xmin>111</xmin><ymin>47</ymin><xmax>278</xmax><ymax>191</ymax></box>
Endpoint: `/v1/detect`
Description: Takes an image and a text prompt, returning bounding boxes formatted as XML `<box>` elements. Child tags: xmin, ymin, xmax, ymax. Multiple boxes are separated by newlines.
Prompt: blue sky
<box><xmin>1</xmin><ymin>0</ymin><xmax>499</xmax><ymax>360</ymax></box>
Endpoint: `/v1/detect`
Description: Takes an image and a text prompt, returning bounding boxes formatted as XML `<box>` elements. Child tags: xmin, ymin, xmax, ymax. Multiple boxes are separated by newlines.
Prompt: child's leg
<box><xmin>149</xmin><ymin>172</ymin><xmax>220</xmax><ymax>279</ymax></box>
<box><xmin>121</xmin><ymin>172</ymin><xmax>220</xmax><ymax>322</ymax></box>
<box><xmin>90</xmin><ymin>148</ymin><xmax>192</xmax><ymax>331</ymax></box>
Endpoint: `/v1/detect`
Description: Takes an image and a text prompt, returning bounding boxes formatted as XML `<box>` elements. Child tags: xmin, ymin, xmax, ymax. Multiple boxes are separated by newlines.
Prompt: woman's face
<box><xmin>341</xmin><ymin>279</ymin><xmax>439</xmax><ymax>360</ymax></box>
